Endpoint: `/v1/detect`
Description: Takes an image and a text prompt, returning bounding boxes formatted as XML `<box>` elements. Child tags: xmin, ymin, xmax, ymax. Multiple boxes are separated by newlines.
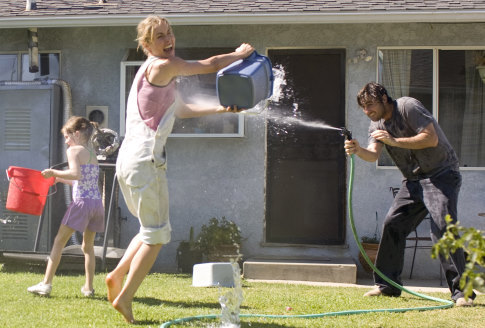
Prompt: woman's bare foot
<box><xmin>106</xmin><ymin>273</ymin><xmax>123</xmax><ymax>303</ymax></box>
<box><xmin>112</xmin><ymin>295</ymin><xmax>135</xmax><ymax>324</ymax></box>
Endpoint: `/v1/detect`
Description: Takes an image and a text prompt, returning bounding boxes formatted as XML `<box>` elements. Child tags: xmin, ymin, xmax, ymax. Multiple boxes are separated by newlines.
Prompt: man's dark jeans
<box><xmin>374</xmin><ymin>169</ymin><xmax>473</xmax><ymax>301</ymax></box>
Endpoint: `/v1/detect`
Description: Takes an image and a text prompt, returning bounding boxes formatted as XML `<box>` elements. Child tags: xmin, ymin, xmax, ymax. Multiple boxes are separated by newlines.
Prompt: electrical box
<box><xmin>86</xmin><ymin>106</ymin><xmax>108</xmax><ymax>128</ymax></box>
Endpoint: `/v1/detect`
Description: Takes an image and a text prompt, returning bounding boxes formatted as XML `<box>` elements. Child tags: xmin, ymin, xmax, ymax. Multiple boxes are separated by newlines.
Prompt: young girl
<box><xmin>106</xmin><ymin>15</ymin><xmax>253</xmax><ymax>323</ymax></box>
<box><xmin>28</xmin><ymin>116</ymin><xmax>105</xmax><ymax>297</ymax></box>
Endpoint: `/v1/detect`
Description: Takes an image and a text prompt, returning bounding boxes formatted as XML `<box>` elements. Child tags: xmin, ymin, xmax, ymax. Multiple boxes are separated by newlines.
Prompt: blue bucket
<box><xmin>216</xmin><ymin>51</ymin><xmax>274</xmax><ymax>109</ymax></box>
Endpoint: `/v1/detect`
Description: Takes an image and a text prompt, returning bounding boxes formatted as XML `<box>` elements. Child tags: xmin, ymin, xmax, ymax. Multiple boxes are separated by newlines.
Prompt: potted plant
<box><xmin>358</xmin><ymin>212</ymin><xmax>380</xmax><ymax>273</ymax></box>
<box><xmin>176</xmin><ymin>227</ymin><xmax>203</xmax><ymax>273</ymax></box>
<box><xmin>196</xmin><ymin>216</ymin><xmax>242</xmax><ymax>263</ymax></box>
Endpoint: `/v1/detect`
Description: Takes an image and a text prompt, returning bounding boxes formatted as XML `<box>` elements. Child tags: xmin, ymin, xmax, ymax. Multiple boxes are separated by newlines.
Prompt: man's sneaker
<box><xmin>27</xmin><ymin>282</ymin><xmax>52</xmax><ymax>296</ymax></box>
<box><xmin>456</xmin><ymin>297</ymin><xmax>473</xmax><ymax>307</ymax></box>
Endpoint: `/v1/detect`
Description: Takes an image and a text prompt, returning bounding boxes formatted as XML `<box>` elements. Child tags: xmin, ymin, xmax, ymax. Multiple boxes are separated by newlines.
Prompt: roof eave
<box><xmin>1</xmin><ymin>11</ymin><xmax>485</xmax><ymax>28</ymax></box>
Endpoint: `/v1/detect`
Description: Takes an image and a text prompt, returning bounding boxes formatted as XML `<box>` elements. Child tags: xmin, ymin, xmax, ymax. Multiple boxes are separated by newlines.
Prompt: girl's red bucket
<box><xmin>6</xmin><ymin>166</ymin><xmax>56</xmax><ymax>216</ymax></box>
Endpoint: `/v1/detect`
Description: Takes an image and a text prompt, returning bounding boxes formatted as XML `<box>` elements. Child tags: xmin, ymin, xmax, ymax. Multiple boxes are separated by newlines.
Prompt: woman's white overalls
<box><xmin>116</xmin><ymin>56</ymin><xmax>180</xmax><ymax>245</ymax></box>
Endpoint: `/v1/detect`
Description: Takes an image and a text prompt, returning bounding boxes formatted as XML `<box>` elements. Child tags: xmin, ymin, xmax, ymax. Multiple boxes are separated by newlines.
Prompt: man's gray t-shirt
<box><xmin>368</xmin><ymin>97</ymin><xmax>459</xmax><ymax>180</ymax></box>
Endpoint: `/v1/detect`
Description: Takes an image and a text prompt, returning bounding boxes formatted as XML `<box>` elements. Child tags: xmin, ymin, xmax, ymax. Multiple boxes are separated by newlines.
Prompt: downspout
<box><xmin>27</xmin><ymin>28</ymin><xmax>39</xmax><ymax>73</ymax></box>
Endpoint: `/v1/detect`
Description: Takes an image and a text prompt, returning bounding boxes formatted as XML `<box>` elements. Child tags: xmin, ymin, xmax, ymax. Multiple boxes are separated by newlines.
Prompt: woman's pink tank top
<box><xmin>137</xmin><ymin>75</ymin><xmax>176</xmax><ymax>131</ymax></box>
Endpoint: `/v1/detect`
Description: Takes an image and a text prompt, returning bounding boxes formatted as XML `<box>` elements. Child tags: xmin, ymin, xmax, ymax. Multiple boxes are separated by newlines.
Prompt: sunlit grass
<box><xmin>0</xmin><ymin>263</ymin><xmax>483</xmax><ymax>327</ymax></box>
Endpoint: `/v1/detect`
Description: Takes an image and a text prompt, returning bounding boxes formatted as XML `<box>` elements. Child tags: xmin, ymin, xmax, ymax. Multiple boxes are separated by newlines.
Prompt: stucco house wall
<box><xmin>1</xmin><ymin>21</ymin><xmax>484</xmax><ymax>276</ymax></box>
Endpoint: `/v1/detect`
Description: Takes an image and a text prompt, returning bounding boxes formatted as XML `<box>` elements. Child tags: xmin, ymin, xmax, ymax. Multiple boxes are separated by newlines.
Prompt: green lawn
<box><xmin>1</xmin><ymin>263</ymin><xmax>483</xmax><ymax>327</ymax></box>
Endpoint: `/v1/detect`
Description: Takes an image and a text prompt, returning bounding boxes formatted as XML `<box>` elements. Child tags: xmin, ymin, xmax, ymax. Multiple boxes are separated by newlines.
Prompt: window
<box><xmin>378</xmin><ymin>48</ymin><xmax>485</xmax><ymax>168</ymax></box>
<box><xmin>0</xmin><ymin>54</ymin><xmax>18</xmax><ymax>81</ymax></box>
<box><xmin>0</xmin><ymin>52</ymin><xmax>60</xmax><ymax>81</ymax></box>
<box><xmin>21</xmin><ymin>53</ymin><xmax>60</xmax><ymax>81</ymax></box>
<box><xmin>119</xmin><ymin>48</ymin><xmax>244</xmax><ymax>137</ymax></box>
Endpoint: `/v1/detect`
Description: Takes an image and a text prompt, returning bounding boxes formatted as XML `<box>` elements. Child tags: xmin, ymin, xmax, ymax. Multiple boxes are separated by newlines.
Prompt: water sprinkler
<box><xmin>340</xmin><ymin>127</ymin><xmax>352</xmax><ymax>141</ymax></box>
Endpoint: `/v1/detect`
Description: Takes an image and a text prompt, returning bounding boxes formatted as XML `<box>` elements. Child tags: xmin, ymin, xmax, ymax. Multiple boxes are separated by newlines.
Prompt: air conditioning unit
<box><xmin>0</xmin><ymin>83</ymin><xmax>65</xmax><ymax>252</ymax></box>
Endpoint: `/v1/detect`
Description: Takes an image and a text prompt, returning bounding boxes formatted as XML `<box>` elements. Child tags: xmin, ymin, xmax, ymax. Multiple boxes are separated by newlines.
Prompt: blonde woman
<box><xmin>106</xmin><ymin>15</ymin><xmax>254</xmax><ymax>323</ymax></box>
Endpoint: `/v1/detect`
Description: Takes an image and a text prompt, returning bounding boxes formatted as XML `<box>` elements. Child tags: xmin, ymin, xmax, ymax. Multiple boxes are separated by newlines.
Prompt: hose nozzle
<box><xmin>340</xmin><ymin>127</ymin><xmax>352</xmax><ymax>141</ymax></box>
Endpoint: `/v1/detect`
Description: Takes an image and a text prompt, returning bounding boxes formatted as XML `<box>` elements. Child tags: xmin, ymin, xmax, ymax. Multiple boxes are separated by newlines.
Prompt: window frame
<box><xmin>119</xmin><ymin>61</ymin><xmax>245</xmax><ymax>138</ymax></box>
<box><xmin>376</xmin><ymin>46</ymin><xmax>485</xmax><ymax>171</ymax></box>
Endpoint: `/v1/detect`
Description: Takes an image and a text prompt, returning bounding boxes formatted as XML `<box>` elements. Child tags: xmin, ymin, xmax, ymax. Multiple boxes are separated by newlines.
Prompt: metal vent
<box><xmin>4</xmin><ymin>109</ymin><xmax>31</xmax><ymax>151</ymax></box>
<box><xmin>0</xmin><ymin>213</ymin><xmax>29</xmax><ymax>240</ymax></box>
<box><xmin>1</xmin><ymin>184</ymin><xmax>29</xmax><ymax>241</ymax></box>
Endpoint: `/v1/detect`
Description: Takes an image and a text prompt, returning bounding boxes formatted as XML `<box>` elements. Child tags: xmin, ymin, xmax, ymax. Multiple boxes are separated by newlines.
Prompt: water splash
<box><xmin>179</xmin><ymin>63</ymin><xmax>343</xmax><ymax>135</ymax></box>
<box><xmin>217</xmin><ymin>261</ymin><xmax>243</xmax><ymax>328</ymax></box>
<box><xmin>244</xmin><ymin>64</ymin><xmax>342</xmax><ymax>134</ymax></box>
<box><xmin>270</xmin><ymin>64</ymin><xmax>288</xmax><ymax>103</ymax></box>
<box><xmin>0</xmin><ymin>215</ymin><xmax>18</xmax><ymax>225</ymax></box>
<box><xmin>268</xmin><ymin>114</ymin><xmax>342</xmax><ymax>131</ymax></box>
<box><xmin>0</xmin><ymin>190</ymin><xmax>12</xmax><ymax>224</ymax></box>
<box><xmin>240</xmin><ymin>64</ymin><xmax>286</xmax><ymax>115</ymax></box>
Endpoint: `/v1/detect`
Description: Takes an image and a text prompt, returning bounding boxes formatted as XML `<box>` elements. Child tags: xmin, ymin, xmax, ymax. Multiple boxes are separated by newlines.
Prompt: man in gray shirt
<box><xmin>344</xmin><ymin>82</ymin><xmax>474</xmax><ymax>306</ymax></box>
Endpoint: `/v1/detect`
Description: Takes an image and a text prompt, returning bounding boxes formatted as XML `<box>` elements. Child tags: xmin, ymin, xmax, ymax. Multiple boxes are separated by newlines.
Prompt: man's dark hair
<box><xmin>357</xmin><ymin>82</ymin><xmax>393</xmax><ymax>107</ymax></box>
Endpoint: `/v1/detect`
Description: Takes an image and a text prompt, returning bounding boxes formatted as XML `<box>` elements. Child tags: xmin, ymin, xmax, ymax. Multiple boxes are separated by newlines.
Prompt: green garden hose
<box><xmin>160</xmin><ymin>154</ymin><xmax>453</xmax><ymax>328</ymax></box>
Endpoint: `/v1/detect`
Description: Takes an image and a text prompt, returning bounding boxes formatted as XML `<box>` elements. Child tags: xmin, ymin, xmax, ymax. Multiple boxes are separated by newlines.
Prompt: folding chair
<box><xmin>389</xmin><ymin>187</ymin><xmax>443</xmax><ymax>285</ymax></box>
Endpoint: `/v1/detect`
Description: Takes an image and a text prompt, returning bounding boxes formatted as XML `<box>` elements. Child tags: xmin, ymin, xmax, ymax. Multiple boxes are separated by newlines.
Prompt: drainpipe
<box><xmin>27</xmin><ymin>28</ymin><xmax>39</xmax><ymax>73</ymax></box>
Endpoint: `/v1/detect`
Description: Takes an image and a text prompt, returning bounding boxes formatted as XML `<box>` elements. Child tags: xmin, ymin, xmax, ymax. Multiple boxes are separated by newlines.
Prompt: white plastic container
<box><xmin>192</xmin><ymin>262</ymin><xmax>235</xmax><ymax>287</ymax></box>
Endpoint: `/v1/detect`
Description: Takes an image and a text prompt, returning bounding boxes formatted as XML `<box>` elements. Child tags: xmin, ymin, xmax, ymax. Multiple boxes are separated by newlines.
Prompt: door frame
<box><xmin>263</xmin><ymin>47</ymin><xmax>347</xmax><ymax>246</ymax></box>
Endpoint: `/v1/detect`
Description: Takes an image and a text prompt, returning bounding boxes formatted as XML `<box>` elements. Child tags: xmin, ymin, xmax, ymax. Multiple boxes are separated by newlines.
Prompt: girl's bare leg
<box><xmin>81</xmin><ymin>229</ymin><xmax>97</xmax><ymax>292</ymax></box>
<box><xmin>112</xmin><ymin>242</ymin><xmax>163</xmax><ymax>324</ymax></box>
<box><xmin>44</xmin><ymin>224</ymin><xmax>75</xmax><ymax>285</ymax></box>
<box><xmin>106</xmin><ymin>234</ymin><xmax>142</xmax><ymax>303</ymax></box>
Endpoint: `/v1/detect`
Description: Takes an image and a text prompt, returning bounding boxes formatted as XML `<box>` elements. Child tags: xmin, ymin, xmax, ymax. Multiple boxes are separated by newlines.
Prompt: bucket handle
<box><xmin>6</xmin><ymin>170</ymin><xmax>57</xmax><ymax>198</ymax></box>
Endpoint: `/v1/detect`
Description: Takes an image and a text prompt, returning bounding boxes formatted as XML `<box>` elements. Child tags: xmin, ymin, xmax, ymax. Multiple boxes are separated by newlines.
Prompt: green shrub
<box><xmin>432</xmin><ymin>215</ymin><xmax>485</xmax><ymax>298</ymax></box>
<box><xmin>196</xmin><ymin>217</ymin><xmax>242</xmax><ymax>253</ymax></box>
